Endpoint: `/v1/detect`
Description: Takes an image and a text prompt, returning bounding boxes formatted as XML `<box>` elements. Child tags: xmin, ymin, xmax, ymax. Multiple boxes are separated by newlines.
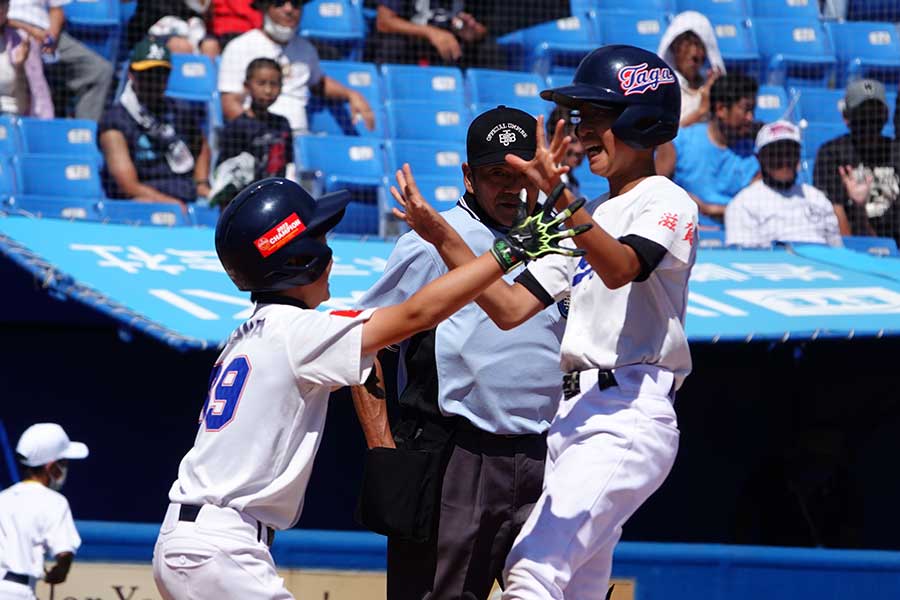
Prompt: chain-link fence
<box><xmin>1</xmin><ymin>0</ymin><xmax>898</xmax><ymax>249</ymax></box>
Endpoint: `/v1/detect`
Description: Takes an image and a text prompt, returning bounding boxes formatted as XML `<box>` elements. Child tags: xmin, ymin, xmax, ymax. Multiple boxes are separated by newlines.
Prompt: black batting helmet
<box><xmin>541</xmin><ymin>44</ymin><xmax>681</xmax><ymax>149</ymax></box>
<box><xmin>215</xmin><ymin>178</ymin><xmax>350</xmax><ymax>292</ymax></box>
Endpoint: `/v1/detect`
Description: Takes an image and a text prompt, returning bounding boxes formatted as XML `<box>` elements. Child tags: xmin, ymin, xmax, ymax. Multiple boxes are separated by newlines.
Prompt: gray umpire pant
<box><xmin>47</xmin><ymin>32</ymin><xmax>113</xmax><ymax>121</ymax></box>
<box><xmin>386</xmin><ymin>424</ymin><xmax>546</xmax><ymax>600</ymax></box>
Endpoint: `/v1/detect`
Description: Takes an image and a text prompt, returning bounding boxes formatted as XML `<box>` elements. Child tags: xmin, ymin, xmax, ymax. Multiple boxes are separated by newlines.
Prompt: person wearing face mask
<box><xmin>0</xmin><ymin>423</ymin><xmax>88</xmax><ymax>600</ymax></box>
<box><xmin>99</xmin><ymin>37</ymin><xmax>212</xmax><ymax>206</ymax></box>
<box><xmin>656</xmin><ymin>11</ymin><xmax>725</xmax><ymax>127</ymax></box>
<box><xmin>726</xmin><ymin>121</ymin><xmax>842</xmax><ymax>248</ymax></box>
<box><xmin>657</xmin><ymin>72</ymin><xmax>761</xmax><ymax>222</ymax></box>
<box><xmin>813</xmin><ymin>78</ymin><xmax>900</xmax><ymax>244</ymax></box>
<box><xmin>218</xmin><ymin>0</ymin><xmax>375</xmax><ymax>134</ymax></box>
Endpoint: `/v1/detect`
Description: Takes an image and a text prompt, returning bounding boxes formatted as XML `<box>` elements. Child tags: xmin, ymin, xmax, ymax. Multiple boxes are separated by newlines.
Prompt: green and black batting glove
<box><xmin>490</xmin><ymin>183</ymin><xmax>591</xmax><ymax>273</ymax></box>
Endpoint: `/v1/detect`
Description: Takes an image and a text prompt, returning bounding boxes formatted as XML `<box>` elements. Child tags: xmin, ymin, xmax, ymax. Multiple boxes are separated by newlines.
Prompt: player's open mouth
<box><xmin>586</xmin><ymin>145</ymin><xmax>605</xmax><ymax>158</ymax></box>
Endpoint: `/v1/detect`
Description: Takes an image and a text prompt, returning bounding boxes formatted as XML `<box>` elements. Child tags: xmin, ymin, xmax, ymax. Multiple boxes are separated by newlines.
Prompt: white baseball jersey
<box><xmin>526</xmin><ymin>176</ymin><xmax>698</xmax><ymax>389</ymax></box>
<box><xmin>168</xmin><ymin>301</ymin><xmax>375</xmax><ymax>531</ymax></box>
<box><xmin>0</xmin><ymin>482</ymin><xmax>81</xmax><ymax>579</ymax></box>
<box><xmin>725</xmin><ymin>180</ymin><xmax>843</xmax><ymax>248</ymax></box>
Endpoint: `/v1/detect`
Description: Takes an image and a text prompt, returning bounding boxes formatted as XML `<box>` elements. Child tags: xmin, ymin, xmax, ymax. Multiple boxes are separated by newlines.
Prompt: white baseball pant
<box><xmin>502</xmin><ymin>365</ymin><xmax>680</xmax><ymax>600</ymax></box>
<box><xmin>0</xmin><ymin>580</ymin><xmax>34</xmax><ymax>600</ymax></box>
<box><xmin>153</xmin><ymin>503</ymin><xmax>293</xmax><ymax>600</ymax></box>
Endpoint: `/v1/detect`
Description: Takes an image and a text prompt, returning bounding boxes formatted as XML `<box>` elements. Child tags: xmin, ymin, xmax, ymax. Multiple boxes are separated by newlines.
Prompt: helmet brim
<box><xmin>540</xmin><ymin>84</ymin><xmax>621</xmax><ymax>108</ymax></box>
<box><xmin>306</xmin><ymin>189</ymin><xmax>352</xmax><ymax>236</ymax></box>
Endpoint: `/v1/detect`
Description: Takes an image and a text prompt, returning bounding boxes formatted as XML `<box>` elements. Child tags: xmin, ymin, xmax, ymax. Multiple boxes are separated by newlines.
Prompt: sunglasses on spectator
<box><xmin>271</xmin><ymin>0</ymin><xmax>303</xmax><ymax>7</ymax></box>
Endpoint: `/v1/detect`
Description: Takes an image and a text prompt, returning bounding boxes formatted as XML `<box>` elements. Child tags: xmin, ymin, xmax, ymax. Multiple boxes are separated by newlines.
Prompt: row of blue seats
<box><xmin>503</xmin><ymin>13</ymin><xmax>900</xmax><ymax>87</ymax></box>
<box><xmin>574</xmin><ymin>0</ymin><xmax>900</xmax><ymax>21</ymax></box>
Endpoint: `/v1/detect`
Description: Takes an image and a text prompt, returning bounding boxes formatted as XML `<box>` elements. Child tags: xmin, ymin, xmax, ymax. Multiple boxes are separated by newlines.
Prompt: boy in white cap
<box><xmin>726</xmin><ymin>120</ymin><xmax>842</xmax><ymax>248</ymax></box>
<box><xmin>0</xmin><ymin>423</ymin><xmax>88</xmax><ymax>599</ymax></box>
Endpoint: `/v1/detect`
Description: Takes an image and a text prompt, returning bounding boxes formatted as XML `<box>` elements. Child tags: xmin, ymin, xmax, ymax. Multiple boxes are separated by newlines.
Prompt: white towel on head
<box><xmin>657</xmin><ymin>11</ymin><xmax>726</xmax><ymax>76</ymax></box>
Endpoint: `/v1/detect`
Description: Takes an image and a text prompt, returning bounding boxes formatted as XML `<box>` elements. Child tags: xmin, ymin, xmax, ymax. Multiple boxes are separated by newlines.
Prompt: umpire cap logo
<box><xmin>498</xmin><ymin>130</ymin><xmax>517</xmax><ymax>146</ymax></box>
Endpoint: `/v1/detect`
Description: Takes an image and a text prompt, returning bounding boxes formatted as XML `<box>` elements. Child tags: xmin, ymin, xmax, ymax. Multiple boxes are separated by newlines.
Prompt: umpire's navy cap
<box><xmin>466</xmin><ymin>106</ymin><xmax>537</xmax><ymax>169</ymax></box>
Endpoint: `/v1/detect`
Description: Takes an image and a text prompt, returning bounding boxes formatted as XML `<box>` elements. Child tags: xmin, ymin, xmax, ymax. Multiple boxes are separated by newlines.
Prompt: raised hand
<box><xmin>505</xmin><ymin>114</ymin><xmax>571</xmax><ymax>196</ymax></box>
<box><xmin>390</xmin><ymin>163</ymin><xmax>454</xmax><ymax>246</ymax></box>
<box><xmin>839</xmin><ymin>164</ymin><xmax>873</xmax><ymax>206</ymax></box>
<box><xmin>491</xmin><ymin>183</ymin><xmax>591</xmax><ymax>272</ymax></box>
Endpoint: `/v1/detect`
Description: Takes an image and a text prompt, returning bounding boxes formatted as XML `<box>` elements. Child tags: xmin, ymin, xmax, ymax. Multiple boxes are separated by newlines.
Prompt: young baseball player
<box><xmin>390</xmin><ymin>45</ymin><xmax>698</xmax><ymax>598</ymax></box>
<box><xmin>0</xmin><ymin>423</ymin><xmax>89</xmax><ymax>599</ymax></box>
<box><xmin>151</xmin><ymin>177</ymin><xmax>587</xmax><ymax>600</ymax></box>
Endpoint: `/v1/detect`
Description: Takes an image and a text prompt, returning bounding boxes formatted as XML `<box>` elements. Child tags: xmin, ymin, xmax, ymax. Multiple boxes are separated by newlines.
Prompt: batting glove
<box><xmin>490</xmin><ymin>183</ymin><xmax>590</xmax><ymax>273</ymax></box>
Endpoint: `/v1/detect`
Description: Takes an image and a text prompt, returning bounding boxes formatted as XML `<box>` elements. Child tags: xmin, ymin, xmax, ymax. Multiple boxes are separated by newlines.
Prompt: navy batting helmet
<box><xmin>215</xmin><ymin>178</ymin><xmax>350</xmax><ymax>292</ymax></box>
<box><xmin>541</xmin><ymin>44</ymin><xmax>681</xmax><ymax>149</ymax></box>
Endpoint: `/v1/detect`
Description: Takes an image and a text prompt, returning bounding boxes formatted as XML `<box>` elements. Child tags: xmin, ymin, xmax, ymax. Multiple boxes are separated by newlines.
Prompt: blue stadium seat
<box><xmin>17</xmin><ymin>118</ymin><xmax>101</xmax><ymax>162</ymax></box>
<box><xmin>591</xmin><ymin>0</ymin><xmax>675</xmax><ymax>13</ymax></box>
<box><xmin>13</xmin><ymin>155</ymin><xmax>103</xmax><ymax>199</ymax></box>
<box><xmin>386</xmin><ymin>101</ymin><xmax>470</xmax><ymax>142</ymax></box>
<box><xmin>497</xmin><ymin>16</ymin><xmax>598</xmax><ymax>75</ymax></box>
<box><xmin>379</xmin><ymin>64</ymin><xmax>465</xmax><ymax>104</ymax></box>
<box><xmin>676</xmin><ymin>0</ymin><xmax>749</xmax><ymax>18</ymax></box>
<box><xmin>167</xmin><ymin>54</ymin><xmax>218</xmax><ymax>103</ymax></box>
<box><xmin>791</xmin><ymin>87</ymin><xmax>846</xmax><ymax>125</ymax></box>
<box><xmin>0</xmin><ymin>158</ymin><xmax>15</xmax><ymax>199</ymax></box>
<box><xmin>754</xmin><ymin>19</ymin><xmax>837</xmax><ymax>88</ymax></box>
<box><xmin>750</xmin><ymin>0</ymin><xmax>820</xmax><ymax>19</ymax></box>
<box><xmin>5</xmin><ymin>195</ymin><xmax>103</xmax><ymax>221</ymax></box>
<box><xmin>846</xmin><ymin>0</ymin><xmax>900</xmax><ymax>22</ymax></box>
<box><xmin>308</xmin><ymin>61</ymin><xmax>385</xmax><ymax>137</ymax></box>
<box><xmin>593</xmin><ymin>12</ymin><xmax>667</xmax><ymax>53</ymax></box>
<box><xmin>385</xmin><ymin>140</ymin><xmax>465</xmax><ymax>178</ymax></box>
<box><xmin>189</xmin><ymin>204</ymin><xmax>221</xmax><ymax>228</ymax></box>
<box><xmin>842</xmin><ymin>235</ymin><xmax>900</xmax><ymax>257</ymax></box>
<box><xmin>100</xmin><ymin>200</ymin><xmax>191</xmax><ymax>226</ymax></box>
<box><xmin>335</xmin><ymin>199</ymin><xmax>379</xmax><ymax>235</ymax></box>
<box><xmin>300</xmin><ymin>0</ymin><xmax>366</xmax><ymax>61</ymax></box>
<box><xmin>570</xmin><ymin>161</ymin><xmax>610</xmax><ymax>200</ymax></box>
<box><xmin>465</xmin><ymin>69</ymin><xmax>550</xmax><ymax>116</ymax></box>
<box><xmin>385</xmin><ymin>175</ymin><xmax>463</xmax><ymax>212</ymax></box>
<box><xmin>698</xmin><ymin>228</ymin><xmax>726</xmax><ymax>248</ymax></box>
<box><xmin>709</xmin><ymin>16</ymin><xmax>760</xmax><ymax>78</ymax></box>
<box><xmin>755</xmin><ymin>85</ymin><xmax>790</xmax><ymax>123</ymax></box>
<box><xmin>0</xmin><ymin>115</ymin><xmax>19</xmax><ymax>155</ymax></box>
<box><xmin>825</xmin><ymin>21</ymin><xmax>900</xmax><ymax>86</ymax></box>
<box><xmin>801</xmin><ymin>123</ymin><xmax>847</xmax><ymax>160</ymax></box>
<box><xmin>295</xmin><ymin>135</ymin><xmax>385</xmax><ymax>191</ymax></box>
<box><xmin>63</xmin><ymin>0</ymin><xmax>121</xmax><ymax>62</ymax></box>
<box><xmin>545</xmin><ymin>73</ymin><xmax>573</xmax><ymax>91</ymax></box>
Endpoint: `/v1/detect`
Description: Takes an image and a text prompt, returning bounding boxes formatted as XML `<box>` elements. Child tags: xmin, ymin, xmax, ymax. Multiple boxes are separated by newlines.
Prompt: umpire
<box><xmin>352</xmin><ymin>106</ymin><xmax>565</xmax><ymax>600</ymax></box>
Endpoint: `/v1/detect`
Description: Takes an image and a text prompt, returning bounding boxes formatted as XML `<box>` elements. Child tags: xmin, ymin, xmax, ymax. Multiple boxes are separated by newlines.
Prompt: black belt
<box><xmin>562</xmin><ymin>369</ymin><xmax>618</xmax><ymax>400</ymax></box>
<box><xmin>3</xmin><ymin>571</ymin><xmax>29</xmax><ymax>586</ymax></box>
<box><xmin>178</xmin><ymin>504</ymin><xmax>275</xmax><ymax>546</ymax></box>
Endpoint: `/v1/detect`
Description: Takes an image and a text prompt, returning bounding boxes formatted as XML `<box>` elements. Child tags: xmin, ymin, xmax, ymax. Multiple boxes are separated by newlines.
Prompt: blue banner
<box><xmin>2</xmin><ymin>217</ymin><xmax>900</xmax><ymax>349</ymax></box>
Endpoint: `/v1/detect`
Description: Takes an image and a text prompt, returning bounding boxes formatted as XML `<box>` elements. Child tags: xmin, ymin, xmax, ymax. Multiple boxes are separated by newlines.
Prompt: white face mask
<box><xmin>263</xmin><ymin>14</ymin><xmax>297</xmax><ymax>44</ymax></box>
<box><xmin>49</xmin><ymin>464</ymin><xmax>68</xmax><ymax>491</ymax></box>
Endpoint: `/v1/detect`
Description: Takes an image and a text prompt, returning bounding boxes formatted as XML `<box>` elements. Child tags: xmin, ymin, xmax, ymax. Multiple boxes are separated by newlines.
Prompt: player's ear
<box><xmin>462</xmin><ymin>163</ymin><xmax>475</xmax><ymax>195</ymax></box>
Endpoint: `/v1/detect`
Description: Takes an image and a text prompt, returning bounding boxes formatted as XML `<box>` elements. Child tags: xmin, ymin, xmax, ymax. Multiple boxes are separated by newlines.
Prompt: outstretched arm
<box><xmin>362</xmin><ymin>175</ymin><xmax>588</xmax><ymax>353</ymax></box>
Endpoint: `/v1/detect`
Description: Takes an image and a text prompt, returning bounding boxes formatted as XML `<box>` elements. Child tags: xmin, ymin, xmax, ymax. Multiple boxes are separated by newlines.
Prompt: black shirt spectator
<box><xmin>217</xmin><ymin>112</ymin><xmax>293</xmax><ymax>179</ymax></box>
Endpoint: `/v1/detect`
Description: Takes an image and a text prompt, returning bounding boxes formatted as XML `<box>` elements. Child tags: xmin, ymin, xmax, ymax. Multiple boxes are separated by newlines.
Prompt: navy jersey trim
<box><xmin>515</xmin><ymin>270</ymin><xmax>555</xmax><ymax>308</ymax></box>
<box><xmin>618</xmin><ymin>234</ymin><xmax>667</xmax><ymax>282</ymax></box>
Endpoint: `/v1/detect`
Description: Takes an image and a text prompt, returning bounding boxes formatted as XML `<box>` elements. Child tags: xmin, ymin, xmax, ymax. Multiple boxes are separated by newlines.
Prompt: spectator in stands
<box><xmin>813</xmin><ymin>78</ymin><xmax>900</xmax><ymax>243</ymax></box>
<box><xmin>209</xmin><ymin>0</ymin><xmax>261</xmax><ymax>49</ymax></box>
<box><xmin>726</xmin><ymin>121</ymin><xmax>842</xmax><ymax>248</ymax></box>
<box><xmin>657</xmin><ymin>11</ymin><xmax>724</xmax><ymax>127</ymax></box>
<box><xmin>126</xmin><ymin>0</ymin><xmax>221</xmax><ymax>58</ymax></box>
<box><xmin>219</xmin><ymin>0</ymin><xmax>374</xmax><ymax>134</ymax></box>
<box><xmin>657</xmin><ymin>73</ymin><xmax>760</xmax><ymax>221</ymax></box>
<box><xmin>211</xmin><ymin>57</ymin><xmax>293</xmax><ymax>207</ymax></box>
<box><xmin>8</xmin><ymin>0</ymin><xmax>112</xmax><ymax>121</ymax></box>
<box><xmin>367</xmin><ymin>0</ymin><xmax>503</xmax><ymax>69</ymax></box>
<box><xmin>98</xmin><ymin>38</ymin><xmax>211</xmax><ymax>206</ymax></box>
<box><xmin>0</xmin><ymin>0</ymin><xmax>52</xmax><ymax>117</ymax></box>
<box><xmin>547</xmin><ymin>106</ymin><xmax>584</xmax><ymax>197</ymax></box>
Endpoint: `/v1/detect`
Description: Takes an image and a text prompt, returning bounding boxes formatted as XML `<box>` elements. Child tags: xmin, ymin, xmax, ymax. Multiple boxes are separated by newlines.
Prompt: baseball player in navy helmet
<box><xmin>151</xmin><ymin>179</ymin><xmax>588</xmax><ymax>599</ymax></box>
<box><xmin>391</xmin><ymin>45</ymin><xmax>699</xmax><ymax>598</ymax></box>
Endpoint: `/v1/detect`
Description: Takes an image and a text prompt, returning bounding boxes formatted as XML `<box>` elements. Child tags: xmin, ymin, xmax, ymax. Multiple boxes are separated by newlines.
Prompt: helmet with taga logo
<box><xmin>215</xmin><ymin>178</ymin><xmax>351</xmax><ymax>292</ymax></box>
<box><xmin>541</xmin><ymin>44</ymin><xmax>681</xmax><ymax>149</ymax></box>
